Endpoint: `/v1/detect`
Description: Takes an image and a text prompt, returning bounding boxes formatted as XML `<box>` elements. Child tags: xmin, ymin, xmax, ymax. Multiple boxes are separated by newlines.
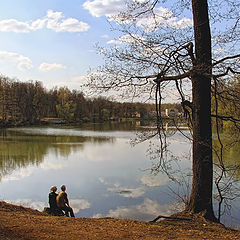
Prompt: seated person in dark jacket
<box><xmin>49</xmin><ymin>186</ymin><xmax>63</xmax><ymax>215</ymax></box>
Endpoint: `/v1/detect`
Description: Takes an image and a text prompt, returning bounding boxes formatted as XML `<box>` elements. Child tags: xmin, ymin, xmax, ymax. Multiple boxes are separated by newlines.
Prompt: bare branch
<box><xmin>211</xmin><ymin>114</ymin><xmax>240</xmax><ymax>123</ymax></box>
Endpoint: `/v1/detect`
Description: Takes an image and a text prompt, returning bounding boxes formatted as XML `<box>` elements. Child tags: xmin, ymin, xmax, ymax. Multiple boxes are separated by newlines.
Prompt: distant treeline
<box><xmin>0</xmin><ymin>76</ymin><xmax>181</xmax><ymax>126</ymax></box>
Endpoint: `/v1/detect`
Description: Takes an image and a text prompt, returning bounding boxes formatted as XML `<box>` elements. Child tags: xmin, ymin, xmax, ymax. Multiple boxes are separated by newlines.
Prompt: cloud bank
<box><xmin>0</xmin><ymin>10</ymin><xmax>90</xmax><ymax>33</ymax></box>
<box><xmin>83</xmin><ymin>0</ymin><xmax>126</xmax><ymax>18</ymax></box>
<box><xmin>0</xmin><ymin>50</ymin><xmax>33</xmax><ymax>71</ymax></box>
<box><xmin>83</xmin><ymin>0</ymin><xmax>192</xmax><ymax>31</ymax></box>
<box><xmin>38</xmin><ymin>62</ymin><xmax>66</xmax><ymax>72</ymax></box>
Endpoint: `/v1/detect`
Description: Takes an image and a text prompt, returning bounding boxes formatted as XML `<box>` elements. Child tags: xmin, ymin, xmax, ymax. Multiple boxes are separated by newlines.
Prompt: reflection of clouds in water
<box><xmin>98</xmin><ymin>177</ymin><xmax>105</xmax><ymax>183</ymax></box>
<box><xmin>93</xmin><ymin>198</ymin><xmax>184</xmax><ymax>221</ymax></box>
<box><xmin>107</xmin><ymin>186</ymin><xmax>146</xmax><ymax>198</ymax></box>
<box><xmin>99</xmin><ymin>174</ymin><xmax>169</xmax><ymax>198</ymax></box>
<box><xmin>5</xmin><ymin>198</ymin><xmax>91</xmax><ymax>214</ymax></box>
<box><xmin>98</xmin><ymin>177</ymin><xmax>120</xmax><ymax>188</ymax></box>
<box><xmin>5</xmin><ymin>199</ymin><xmax>46</xmax><ymax>211</ymax></box>
<box><xmin>99</xmin><ymin>177</ymin><xmax>146</xmax><ymax>198</ymax></box>
<box><xmin>81</xmin><ymin>138</ymin><xmax>131</xmax><ymax>163</ymax></box>
<box><xmin>10</xmin><ymin>127</ymin><xmax>132</xmax><ymax>138</ymax></box>
<box><xmin>82</xmin><ymin>148</ymin><xmax>109</xmax><ymax>162</ymax></box>
<box><xmin>70</xmin><ymin>199</ymin><xmax>91</xmax><ymax>214</ymax></box>
<box><xmin>79</xmin><ymin>144</ymin><xmax>114</xmax><ymax>163</ymax></box>
<box><xmin>140</xmin><ymin>174</ymin><xmax>169</xmax><ymax>187</ymax></box>
<box><xmin>39</xmin><ymin>161</ymin><xmax>63</xmax><ymax>170</ymax></box>
<box><xmin>2</xmin><ymin>168</ymin><xmax>33</xmax><ymax>182</ymax></box>
<box><xmin>168</xmin><ymin>137</ymin><xmax>192</xmax><ymax>157</ymax></box>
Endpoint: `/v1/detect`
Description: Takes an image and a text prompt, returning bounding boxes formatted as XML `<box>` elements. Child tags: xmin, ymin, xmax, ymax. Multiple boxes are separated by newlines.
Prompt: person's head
<box><xmin>61</xmin><ymin>185</ymin><xmax>66</xmax><ymax>191</ymax></box>
<box><xmin>50</xmin><ymin>186</ymin><xmax>57</xmax><ymax>192</ymax></box>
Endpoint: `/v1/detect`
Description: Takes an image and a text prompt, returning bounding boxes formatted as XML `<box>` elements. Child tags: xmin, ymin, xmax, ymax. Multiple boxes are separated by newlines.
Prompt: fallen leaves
<box><xmin>0</xmin><ymin>201</ymin><xmax>239</xmax><ymax>240</ymax></box>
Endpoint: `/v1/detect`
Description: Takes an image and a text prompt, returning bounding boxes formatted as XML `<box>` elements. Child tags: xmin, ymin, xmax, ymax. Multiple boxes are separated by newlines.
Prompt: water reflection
<box><xmin>0</xmin><ymin>124</ymin><xmax>182</xmax><ymax>223</ymax></box>
<box><xmin>0</xmin><ymin>124</ymin><xmax>240</xmax><ymax>228</ymax></box>
<box><xmin>0</xmin><ymin>128</ymin><xmax>113</xmax><ymax>181</ymax></box>
<box><xmin>93</xmin><ymin>198</ymin><xmax>183</xmax><ymax>221</ymax></box>
<box><xmin>4</xmin><ymin>198</ymin><xmax>91</xmax><ymax>216</ymax></box>
<box><xmin>213</xmin><ymin>136</ymin><xmax>240</xmax><ymax>179</ymax></box>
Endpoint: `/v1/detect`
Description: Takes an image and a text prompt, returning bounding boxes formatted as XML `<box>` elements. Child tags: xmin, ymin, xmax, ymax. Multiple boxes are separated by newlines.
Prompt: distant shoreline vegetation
<box><xmin>0</xmin><ymin>76</ymin><xmax>182</xmax><ymax>127</ymax></box>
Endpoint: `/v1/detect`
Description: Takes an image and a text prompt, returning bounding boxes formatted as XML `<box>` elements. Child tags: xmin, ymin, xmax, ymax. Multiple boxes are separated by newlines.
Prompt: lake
<box><xmin>0</xmin><ymin>122</ymin><xmax>239</xmax><ymax>228</ymax></box>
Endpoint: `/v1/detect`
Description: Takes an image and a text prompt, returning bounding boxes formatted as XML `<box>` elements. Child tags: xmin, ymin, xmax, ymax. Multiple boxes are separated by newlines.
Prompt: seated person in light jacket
<box><xmin>56</xmin><ymin>185</ymin><xmax>75</xmax><ymax>217</ymax></box>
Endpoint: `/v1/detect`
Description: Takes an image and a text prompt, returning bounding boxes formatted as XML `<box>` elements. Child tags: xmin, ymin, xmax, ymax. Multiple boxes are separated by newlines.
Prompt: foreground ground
<box><xmin>0</xmin><ymin>201</ymin><xmax>239</xmax><ymax>240</ymax></box>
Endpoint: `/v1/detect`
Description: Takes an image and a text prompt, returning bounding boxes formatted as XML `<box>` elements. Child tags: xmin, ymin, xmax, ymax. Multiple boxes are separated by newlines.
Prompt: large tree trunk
<box><xmin>186</xmin><ymin>0</ymin><xmax>217</xmax><ymax>221</ymax></box>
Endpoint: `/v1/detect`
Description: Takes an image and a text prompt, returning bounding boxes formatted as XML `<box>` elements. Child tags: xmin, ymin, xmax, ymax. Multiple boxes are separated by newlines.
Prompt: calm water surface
<box><xmin>0</xmin><ymin>123</ymin><xmax>239</xmax><ymax>228</ymax></box>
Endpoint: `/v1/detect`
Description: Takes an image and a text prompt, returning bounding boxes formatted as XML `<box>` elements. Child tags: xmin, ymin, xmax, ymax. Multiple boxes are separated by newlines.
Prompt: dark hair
<box><xmin>61</xmin><ymin>185</ymin><xmax>66</xmax><ymax>191</ymax></box>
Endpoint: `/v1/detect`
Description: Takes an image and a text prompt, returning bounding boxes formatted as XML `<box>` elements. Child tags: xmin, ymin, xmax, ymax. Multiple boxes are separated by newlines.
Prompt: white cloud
<box><xmin>45</xmin><ymin>10</ymin><xmax>90</xmax><ymax>33</ymax></box>
<box><xmin>136</xmin><ymin>7</ymin><xmax>192</xmax><ymax>32</ymax></box>
<box><xmin>38</xmin><ymin>62</ymin><xmax>66</xmax><ymax>72</ymax></box>
<box><xmin>93</xmin><ymin>198</ymin><xmax>184</xmax><ymax>221</ymax></box>
<box><xmin>72</xmin><ymin>75</ymin><xmax>88</xmax><ymax>83</ymax></box>
<box><xmin>106</xmin><ymin>39</ymin><xmax>121</xmax><ymax>44</ymax></box>
<box><xmin>83</xmin><ymin>0</ymin><xmax>126</xmax><ymax>18</ymax></box>
<box><xmin>0</xmin><ymin>10</ymin><xmax>90</xmax><ymax>33</ymax></box>
<box><xmin>57</xmin><ymin>18</ymin><xmax>89</xmax><ymax>32</ymax></box>
<box><xmin>46</xmin><ymin>75</ymin><xmax>88</xmax><ymax>90</ymax></box>
<box><xmin>83</xmin><ymin>1</ymin><xmax>192</xmax><ymax>32</ymax></box>
<box><xmin>0</xmin><ymin>50</ymin><xmax>33</xmax><ymax>71</ymax></box>
<box><xmin>213</xmin><ymin>48</ymin><xmax>225</xmax><ymax>54</ymax></box>
<box><xmin>140</xmin><ymin>174</ymin><xmax>169</xmax><ymax>187</ymax></box>
<box><xmin>107</xmin><ymin>34</ymin><xmax>144</xmax><ymax>45</ymax></box>
<box><xmin>172</xmin><ymin>17</ymin><xmax>193</xmax><ymax>29</ymax></box>
<box><xmin>31</xmin><ymin>19</ymin><xmax>47</xmax><ymax>30</ymax></box>
<box><xmin>47</xmin><ymin>9</ymin><xmax>63</xmax><ymax>19</ymax></box>
<box><xmin>0</xmin><ymin>19</ymin><xmax>31</xmax><ymax>33</ymax></box>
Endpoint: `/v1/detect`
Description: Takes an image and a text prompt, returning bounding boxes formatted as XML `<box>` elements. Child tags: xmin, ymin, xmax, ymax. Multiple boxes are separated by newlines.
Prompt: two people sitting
<box><xmin>49</xmin><ymin>185</ymin><xmax>75</xmax><ymax>217</ymax></box>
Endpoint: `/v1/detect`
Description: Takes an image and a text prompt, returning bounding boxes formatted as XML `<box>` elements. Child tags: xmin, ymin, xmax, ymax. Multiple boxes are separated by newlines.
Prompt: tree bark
<box><xmin>186</xmin><ymin>0</ymin><xmax>217</xmax><ymax>221</ymax></box>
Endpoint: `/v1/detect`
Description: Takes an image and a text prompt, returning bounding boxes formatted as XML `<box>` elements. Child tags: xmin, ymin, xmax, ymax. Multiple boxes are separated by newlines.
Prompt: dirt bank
<box><xmin>0</xmin><ymin>201</ymin><xmax>239</xmax><ymax>240</ymax></box>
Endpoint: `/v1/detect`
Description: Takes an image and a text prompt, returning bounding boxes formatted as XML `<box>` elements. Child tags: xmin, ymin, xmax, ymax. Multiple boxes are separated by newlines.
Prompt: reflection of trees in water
<box><xmin>213</xmin><ymin>137</ymin><xmax>240</xmax><ymax>179</ymax></box>
<box><xmin>212</xmin><ymin>136</ymin><xmax>240</xmax><ymax>220</ymax></box>
<box><xmin>0</xmin><ymin>129</ymin><xmax>113</xmax><ymax>181</ymax></box>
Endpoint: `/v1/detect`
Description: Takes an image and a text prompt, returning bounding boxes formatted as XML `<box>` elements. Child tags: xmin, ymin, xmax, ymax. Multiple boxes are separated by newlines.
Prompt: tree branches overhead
<box><xmin>86</xmin><ymin>1</ymin><xmax>240</xmax><ymax>104</ymax></box>
<box><xmin>86</xmin><ymin>0</ymin><xmax>240</xmax><ymax>158</ymax></box>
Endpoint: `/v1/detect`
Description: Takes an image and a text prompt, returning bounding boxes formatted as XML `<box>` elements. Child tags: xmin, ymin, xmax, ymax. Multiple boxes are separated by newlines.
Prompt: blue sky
<box><xmin>0</xmin><ymin>0</ymin><xmax>121</xmax><ymax>89</ymax></box>
<box><xmin>0</xmin><ymin>0</ymin><xmax>237</xmax><ymax>100</ymax></box>
<box><xmin>0</xmin><ymin>0</ymin><xmax>193</xmax><ymax>94</ymax></box>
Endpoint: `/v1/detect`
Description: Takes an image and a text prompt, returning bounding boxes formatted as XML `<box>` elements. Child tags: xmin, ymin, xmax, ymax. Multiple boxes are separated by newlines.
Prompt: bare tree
<box><xmin>86</xmin><ymin>0</ymin><xmax>240</xmax><ymax>222</ymax></box>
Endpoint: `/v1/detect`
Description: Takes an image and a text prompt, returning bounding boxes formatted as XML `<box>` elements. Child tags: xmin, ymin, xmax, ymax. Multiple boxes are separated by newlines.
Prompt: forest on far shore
<box><xmin>0</xmin><ymin>76</ymin><xmax>181</xmax><ymax>126</ymax></box>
